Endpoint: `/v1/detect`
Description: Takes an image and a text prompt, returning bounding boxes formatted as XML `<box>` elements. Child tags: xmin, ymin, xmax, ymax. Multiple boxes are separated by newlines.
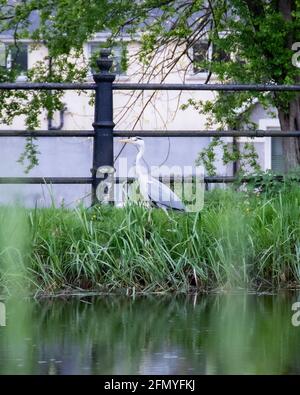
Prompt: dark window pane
<box><xmin>271</xmin><ymin>137</ymin><xmax>284</xmax><ymax>173</ymax></box>
<box><xmin>0</xmin><ymin>43</ymin><xmax>6</xmax><ymax>67</ymax></box>
<box><xmin>193</xmin><ymin>42</ymin><xmax>209</xmax><ymax>73</ymax></box>
<box><xmin>10</xmin><ymin>44</ymin><xmax>28</xmax><ymax>73</ymax></box>
<box><xmin>112</xmin><ymin>46</ymin><xmax>125</xmax><ymax>75</ymax></box>
<box><xmin>90</xmin><ymin>44</ymin><xmax>103</xmax><ymax>74</ymax></box>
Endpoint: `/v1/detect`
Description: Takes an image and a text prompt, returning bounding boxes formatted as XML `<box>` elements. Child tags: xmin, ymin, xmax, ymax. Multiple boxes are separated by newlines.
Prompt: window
<box><xmin>192</xmin><ymin>41</ymin><xmax>230</xmax><ymax>74</ymax></box>
<box><xmin>10</xmin><ymin>44</ymin><xmax>28</xmax><ymax>73</ymax></box>
<box><xmin>192</xmin><ymin>41</ymin><xmax>210</xmax><ymax>74</ymax></box>
<box><xmin>90</xmin><ymin>44</ymin><xmax>127</xmax><ymax>75</ymax></box>
<box><xmin>0</xmin><ymin>42</ymin><xmax>28</xmax><ymax>74</ymax></box>
<box><xmin>271</xmin><ymin>137</ymin><xmax>284</xmax><ymax>173</ymax></box>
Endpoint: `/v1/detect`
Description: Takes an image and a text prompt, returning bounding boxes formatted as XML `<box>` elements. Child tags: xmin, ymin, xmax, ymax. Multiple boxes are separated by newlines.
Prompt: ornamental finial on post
<box><xmin>96</xmin><ymin>49</ymin><xmax>113</xmax><ymax>74</ymax></box>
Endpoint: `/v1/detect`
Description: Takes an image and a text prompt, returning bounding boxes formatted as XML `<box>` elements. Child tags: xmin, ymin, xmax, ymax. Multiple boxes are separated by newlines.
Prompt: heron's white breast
<box><xmin>138</xmin><ymin>175</ymin><xmax>151</xmax><ymax>202</ymax></box>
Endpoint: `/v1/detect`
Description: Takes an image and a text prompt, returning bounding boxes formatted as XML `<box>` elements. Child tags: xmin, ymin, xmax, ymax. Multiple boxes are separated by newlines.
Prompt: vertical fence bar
<box><xmin>91</xmin><ymin>49</ymin><xmax>116</xmax><ymax>205</ymax></box>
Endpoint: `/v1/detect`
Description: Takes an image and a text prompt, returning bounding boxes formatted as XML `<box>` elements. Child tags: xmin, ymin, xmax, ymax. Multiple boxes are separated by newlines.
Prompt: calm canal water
<box><xmin>1</xmin><ymin>292</ymin><xmax>300</xmax><ymax>374</ymax></box>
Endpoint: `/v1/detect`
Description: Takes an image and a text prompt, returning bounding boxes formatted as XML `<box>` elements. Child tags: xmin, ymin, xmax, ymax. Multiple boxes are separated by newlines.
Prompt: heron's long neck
<box><xmin>136</xmin><ymin>145</ymin><xmax>146</xmax><ymax>177</ymax></box>
<box><xmin>136</xmin><ymin>145</ymin><xmax>144</xmax><ymax>167</ymax></box>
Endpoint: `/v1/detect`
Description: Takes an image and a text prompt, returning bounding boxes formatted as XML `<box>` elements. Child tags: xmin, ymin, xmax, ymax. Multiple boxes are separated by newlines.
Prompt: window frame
<box><xmin>0</xmin><ymin>39</ymin><xmax>29</xmax><ymax>81</ymax></box>
<box><xmin>187</xmin><ymin>40</ymin><xmax>212</xmax><ymax>80</ymax></box>
<box><xmin>187</xmin><ymin>31</ymin><xmax>230</xmax><ymax>81</ymax></box>
<box><xmin>258</xmin><ymin>119</ymin><xmax>281</xmax><ymax>171</ymax></box>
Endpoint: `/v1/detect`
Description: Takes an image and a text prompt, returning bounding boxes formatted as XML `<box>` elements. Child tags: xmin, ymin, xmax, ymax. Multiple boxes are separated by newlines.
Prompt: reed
<box><xmin>1</xmin><ymin>186</ymin><xmax>300</xmax><ymax>295</ymax></box>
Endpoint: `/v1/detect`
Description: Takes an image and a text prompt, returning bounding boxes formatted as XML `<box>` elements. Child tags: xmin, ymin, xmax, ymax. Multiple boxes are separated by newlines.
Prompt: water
<box><xmin>1</xmin><ymin>292</ymin><xmax>300</xmax><ymax>374</ymax></box>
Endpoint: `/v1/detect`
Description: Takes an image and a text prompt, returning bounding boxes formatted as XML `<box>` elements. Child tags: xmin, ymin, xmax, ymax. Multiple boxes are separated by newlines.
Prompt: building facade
<box><xmin>0</xmin><ymin>32</ymin><xmax>283</xmax><ymax>207</ymax></box>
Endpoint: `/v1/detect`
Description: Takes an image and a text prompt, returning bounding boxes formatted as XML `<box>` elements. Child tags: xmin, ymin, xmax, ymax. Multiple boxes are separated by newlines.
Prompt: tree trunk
<box><xmin>278</xmin><ymin>96</ymin><xmax>300</xmax><ymax>171</ymax></box>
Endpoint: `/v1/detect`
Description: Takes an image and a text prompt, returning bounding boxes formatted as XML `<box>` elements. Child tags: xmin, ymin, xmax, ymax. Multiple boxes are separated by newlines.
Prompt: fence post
<box><xmin>91</xmin><ymin>49</ymin><xmax>116</xmax><ymax>205</ymax></box>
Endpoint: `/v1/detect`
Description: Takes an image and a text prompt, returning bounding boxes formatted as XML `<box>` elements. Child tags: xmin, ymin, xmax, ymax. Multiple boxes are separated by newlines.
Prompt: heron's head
<box><xmin>118</xmin><ymin>136</ymin><xmax>144</xmax><ymax>147</ymax></box>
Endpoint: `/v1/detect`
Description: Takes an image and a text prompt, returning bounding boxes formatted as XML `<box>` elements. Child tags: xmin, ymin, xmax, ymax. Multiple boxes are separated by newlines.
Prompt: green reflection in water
<box><xmin>0</xmin><ymin>292</ymin><xmax>300</xmax><ymax>374</ymax></box>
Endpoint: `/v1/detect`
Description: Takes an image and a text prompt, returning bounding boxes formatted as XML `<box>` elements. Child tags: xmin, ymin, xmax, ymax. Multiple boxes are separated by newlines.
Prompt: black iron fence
<box><xmin>1</xmin><ymin>49</ymin><xmax>300</xmax><ymax>204</ymax></box>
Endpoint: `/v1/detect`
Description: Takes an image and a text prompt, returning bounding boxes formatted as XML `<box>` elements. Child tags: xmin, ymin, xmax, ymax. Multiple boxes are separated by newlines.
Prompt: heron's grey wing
<box><xmin>145</xmin><ymin>177</ymin><xmax>186</xmax><ymax>211</ymax></box>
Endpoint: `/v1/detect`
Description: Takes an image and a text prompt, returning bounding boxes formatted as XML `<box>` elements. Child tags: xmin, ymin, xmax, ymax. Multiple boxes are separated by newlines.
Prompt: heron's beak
<box><xmin>118</xmin><ymin>138</ymin><xmax>133</xmax><ymax>144</ymax></box>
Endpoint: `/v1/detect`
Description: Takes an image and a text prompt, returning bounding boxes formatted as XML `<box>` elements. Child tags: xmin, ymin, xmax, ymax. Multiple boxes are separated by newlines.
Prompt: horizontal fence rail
<box><xmin>0</xmin><ymin>130</ymin><xmax>95</xmax><ymax>137</ymax></box>
<box><xmin>1</xmin><ymin>130</ymin><xmax>300</xmax><ymax>138</ymax></box>
<box><xmin>0</xmin><ymin>177</ymin><xmax>93</xmax><ymax>184</ymax></box>
<box><xmin>0</xmin><ymin>83</ymin><xmax>96</xmax><ymax>90</ymax></box>
<box><xmin>113</xmin><ymin>83</ymin><xmax>300</xmax><ymax>91</ymax></box>
<box><xmin>2</xmin><ymin>83</ymin><xmax>300</xmax><ymax>92</ymax></box>
<box><xmin>0</xmin><ymin>176</ymin><xmax>286</xmax><ymax>184</ymax></box>
<box><xmin>112</xmin><ymin>130</ymin><xmax>300</xmax><ymax>138</ymax></box>
<box><xmin>0</xmin><ymin>49</ymin><xmax>299</xmax><ymax>204</ymax></box>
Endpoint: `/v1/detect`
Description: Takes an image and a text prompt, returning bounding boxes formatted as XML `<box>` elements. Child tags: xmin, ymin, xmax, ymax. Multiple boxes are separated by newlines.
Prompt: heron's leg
<box><xmin>143</xmin><ymin>200</ymin><xmax>152</xmax><ymax>210</ymax></box>
<box><xmin>161</xmin><ymin>207</ymin><xmax>178</xmax><ymax>225</ymax></box>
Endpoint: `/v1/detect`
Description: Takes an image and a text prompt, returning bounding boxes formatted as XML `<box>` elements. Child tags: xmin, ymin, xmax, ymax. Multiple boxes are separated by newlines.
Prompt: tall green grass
<box><xmin>1</xmin><ymin>186</ymin><xmax>300</xmax><ymax>295</ymax></box>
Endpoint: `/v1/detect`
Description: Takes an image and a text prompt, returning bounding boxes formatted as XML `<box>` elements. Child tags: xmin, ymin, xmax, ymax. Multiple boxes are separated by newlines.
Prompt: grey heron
<box><xmin>119</xmin><ymin>137</ymin><xmax>186</xmax><ymax>212</ymax></box>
